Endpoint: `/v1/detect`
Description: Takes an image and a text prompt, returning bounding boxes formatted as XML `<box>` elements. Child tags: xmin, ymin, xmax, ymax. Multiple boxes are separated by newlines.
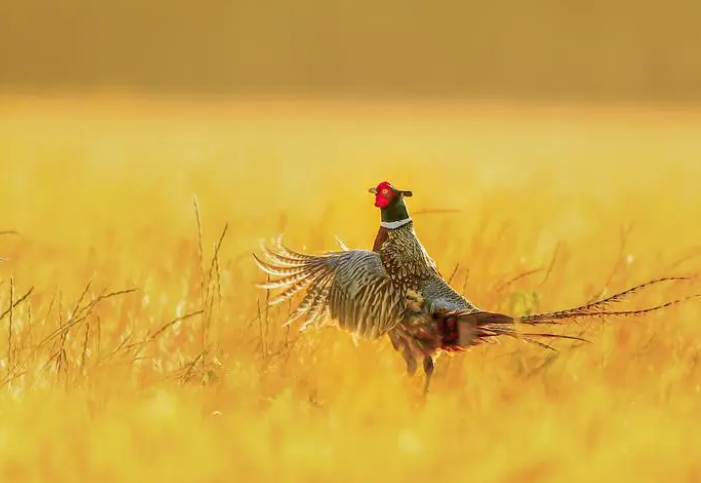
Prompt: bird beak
<box><xmin>368</xmin><ymin>187</ymin><xmax>378</xmax><ymax>195</ymax></box>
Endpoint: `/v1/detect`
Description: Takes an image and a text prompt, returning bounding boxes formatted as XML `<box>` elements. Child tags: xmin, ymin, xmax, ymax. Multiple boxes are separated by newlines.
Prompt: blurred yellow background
<box><xmin>2</xmin><ymin>0</ymin><xmax>701</xmax><ymax>102</ymax></box>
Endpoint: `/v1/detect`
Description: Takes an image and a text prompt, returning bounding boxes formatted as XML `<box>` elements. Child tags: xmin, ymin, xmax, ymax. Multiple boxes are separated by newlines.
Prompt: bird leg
<box><xmin>388</xmin><ymin>330</ymin><xmax>418</xmax><ymax>375</ymax></box>
<box><xmin>422</xmin><ymin>355</ymin><xmax>434</xmax><ymax>396</ymax></box>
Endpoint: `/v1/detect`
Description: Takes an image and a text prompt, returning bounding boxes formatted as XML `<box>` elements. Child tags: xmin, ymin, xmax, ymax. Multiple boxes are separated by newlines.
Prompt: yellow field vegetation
<box><xmin>1</xmin><ymin>95</ymin><xmax>701</xmax><ymax>482</ymax></box>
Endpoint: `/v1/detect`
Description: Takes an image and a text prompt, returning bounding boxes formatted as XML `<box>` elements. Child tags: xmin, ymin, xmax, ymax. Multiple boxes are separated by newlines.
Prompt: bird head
<box><xmin>367</xmin><ymin>181</ymin><xmax>413</xmax><ymax>209</ymax></box>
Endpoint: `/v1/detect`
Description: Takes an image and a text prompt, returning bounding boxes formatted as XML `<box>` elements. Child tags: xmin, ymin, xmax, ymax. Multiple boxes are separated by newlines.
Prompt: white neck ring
<box><xmin>380</xmin><ymin>218</ymin><xmax>412</xmax><ymax>230</ymax></box>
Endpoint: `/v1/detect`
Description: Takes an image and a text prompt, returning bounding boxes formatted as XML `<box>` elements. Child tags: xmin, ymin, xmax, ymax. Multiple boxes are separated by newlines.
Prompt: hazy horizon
<box><xmin>2</xmin><ymin>0</ymin><xmax>701</xmax><ymax>104</ymax></box>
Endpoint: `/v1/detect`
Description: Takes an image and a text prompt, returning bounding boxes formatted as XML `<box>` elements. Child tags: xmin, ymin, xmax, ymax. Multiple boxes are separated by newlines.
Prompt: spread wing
<box><xmin>254</xmin><ymin>236</ymin><xmax>407</xmax><ymax>339</ymax></box>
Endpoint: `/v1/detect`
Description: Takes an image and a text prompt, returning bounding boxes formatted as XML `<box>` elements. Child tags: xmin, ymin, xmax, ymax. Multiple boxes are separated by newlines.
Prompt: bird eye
<box><xmin>382</xmin><ymin>189</ymin><xmax>390</xmax><ymax>195</ymax></box>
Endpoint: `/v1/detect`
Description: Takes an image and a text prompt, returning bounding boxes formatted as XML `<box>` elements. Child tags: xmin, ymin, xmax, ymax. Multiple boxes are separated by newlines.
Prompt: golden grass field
<box><xmin>1</xmin><ymin>95</ymin><xmax>701</xmax><ymax>482</ymax></box>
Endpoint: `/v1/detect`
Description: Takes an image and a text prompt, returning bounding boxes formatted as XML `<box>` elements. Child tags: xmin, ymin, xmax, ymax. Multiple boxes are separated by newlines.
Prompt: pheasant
<box><xmin>254</xmin><ymin>181</ymin><xmax>696</xmax><ymax>394</ymax></box>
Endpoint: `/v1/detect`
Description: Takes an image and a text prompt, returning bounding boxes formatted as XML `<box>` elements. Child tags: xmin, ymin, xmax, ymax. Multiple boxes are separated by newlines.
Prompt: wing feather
<box><xmin>255</xmin><ymin>241</ymin><xmax>406</xmax><ymax>339</ymax></box>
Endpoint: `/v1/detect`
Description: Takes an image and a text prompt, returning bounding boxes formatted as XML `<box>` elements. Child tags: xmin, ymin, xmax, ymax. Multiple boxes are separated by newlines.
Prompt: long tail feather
<box><xmin>428</xmin><ymin>309</ymin><xmax>586</xmax><ymax>352</ymax></box>
<box><xmin>521</xmin><ymin>293</ymin><xmax>701</xmax><ymax>324</ymax></box>
<box><xmin>524</xmin><ymin>275</ymin><xmax>695</xmax><ymax>321</ymax></box>
<box><xmin>427</xmin><ymin>285</ymin><xmax>698</xmax><ymax>354</ymax></box>
<box><xmin>479</xmin><ymin>327</ymin><xmax>589</xmax><ymax>351</ymax></box>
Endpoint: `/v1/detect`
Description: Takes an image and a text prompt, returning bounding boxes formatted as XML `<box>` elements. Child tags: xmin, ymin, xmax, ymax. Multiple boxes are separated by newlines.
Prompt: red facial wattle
<box><xmin>374</xmin><ymin>194</ymin><xmax>390</xmax><ymax>208</ymax></box>
<box><xmin>374</xmin><ymin>181</ymin><xmax>393</xmax><ymax>208</ymax></box>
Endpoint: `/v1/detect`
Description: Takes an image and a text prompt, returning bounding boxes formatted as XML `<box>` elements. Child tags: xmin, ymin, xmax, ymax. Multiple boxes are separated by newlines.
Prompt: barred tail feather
<box><xmin>525</xmin><ymin>275</ymin><xmax>695</xmax><ymax>321</ymax></box>
<box><xmin>427</xmin><ymin>309</ymin><xmax>590</xmax><ymax>352</ymax></box>
<box><xmin>521</xmin><ymin>292</ymin><xmax>701</xmax><ymax>324</ymax></box>
<box><xmin>435</xmin><ymin>287</ymin><xmax>699</xmax><ymax>340</ymax></box>
<box><xmin>475</xmin><ymin>325</ymin><xmax>590</xmax><ymax>351</ymax></box>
